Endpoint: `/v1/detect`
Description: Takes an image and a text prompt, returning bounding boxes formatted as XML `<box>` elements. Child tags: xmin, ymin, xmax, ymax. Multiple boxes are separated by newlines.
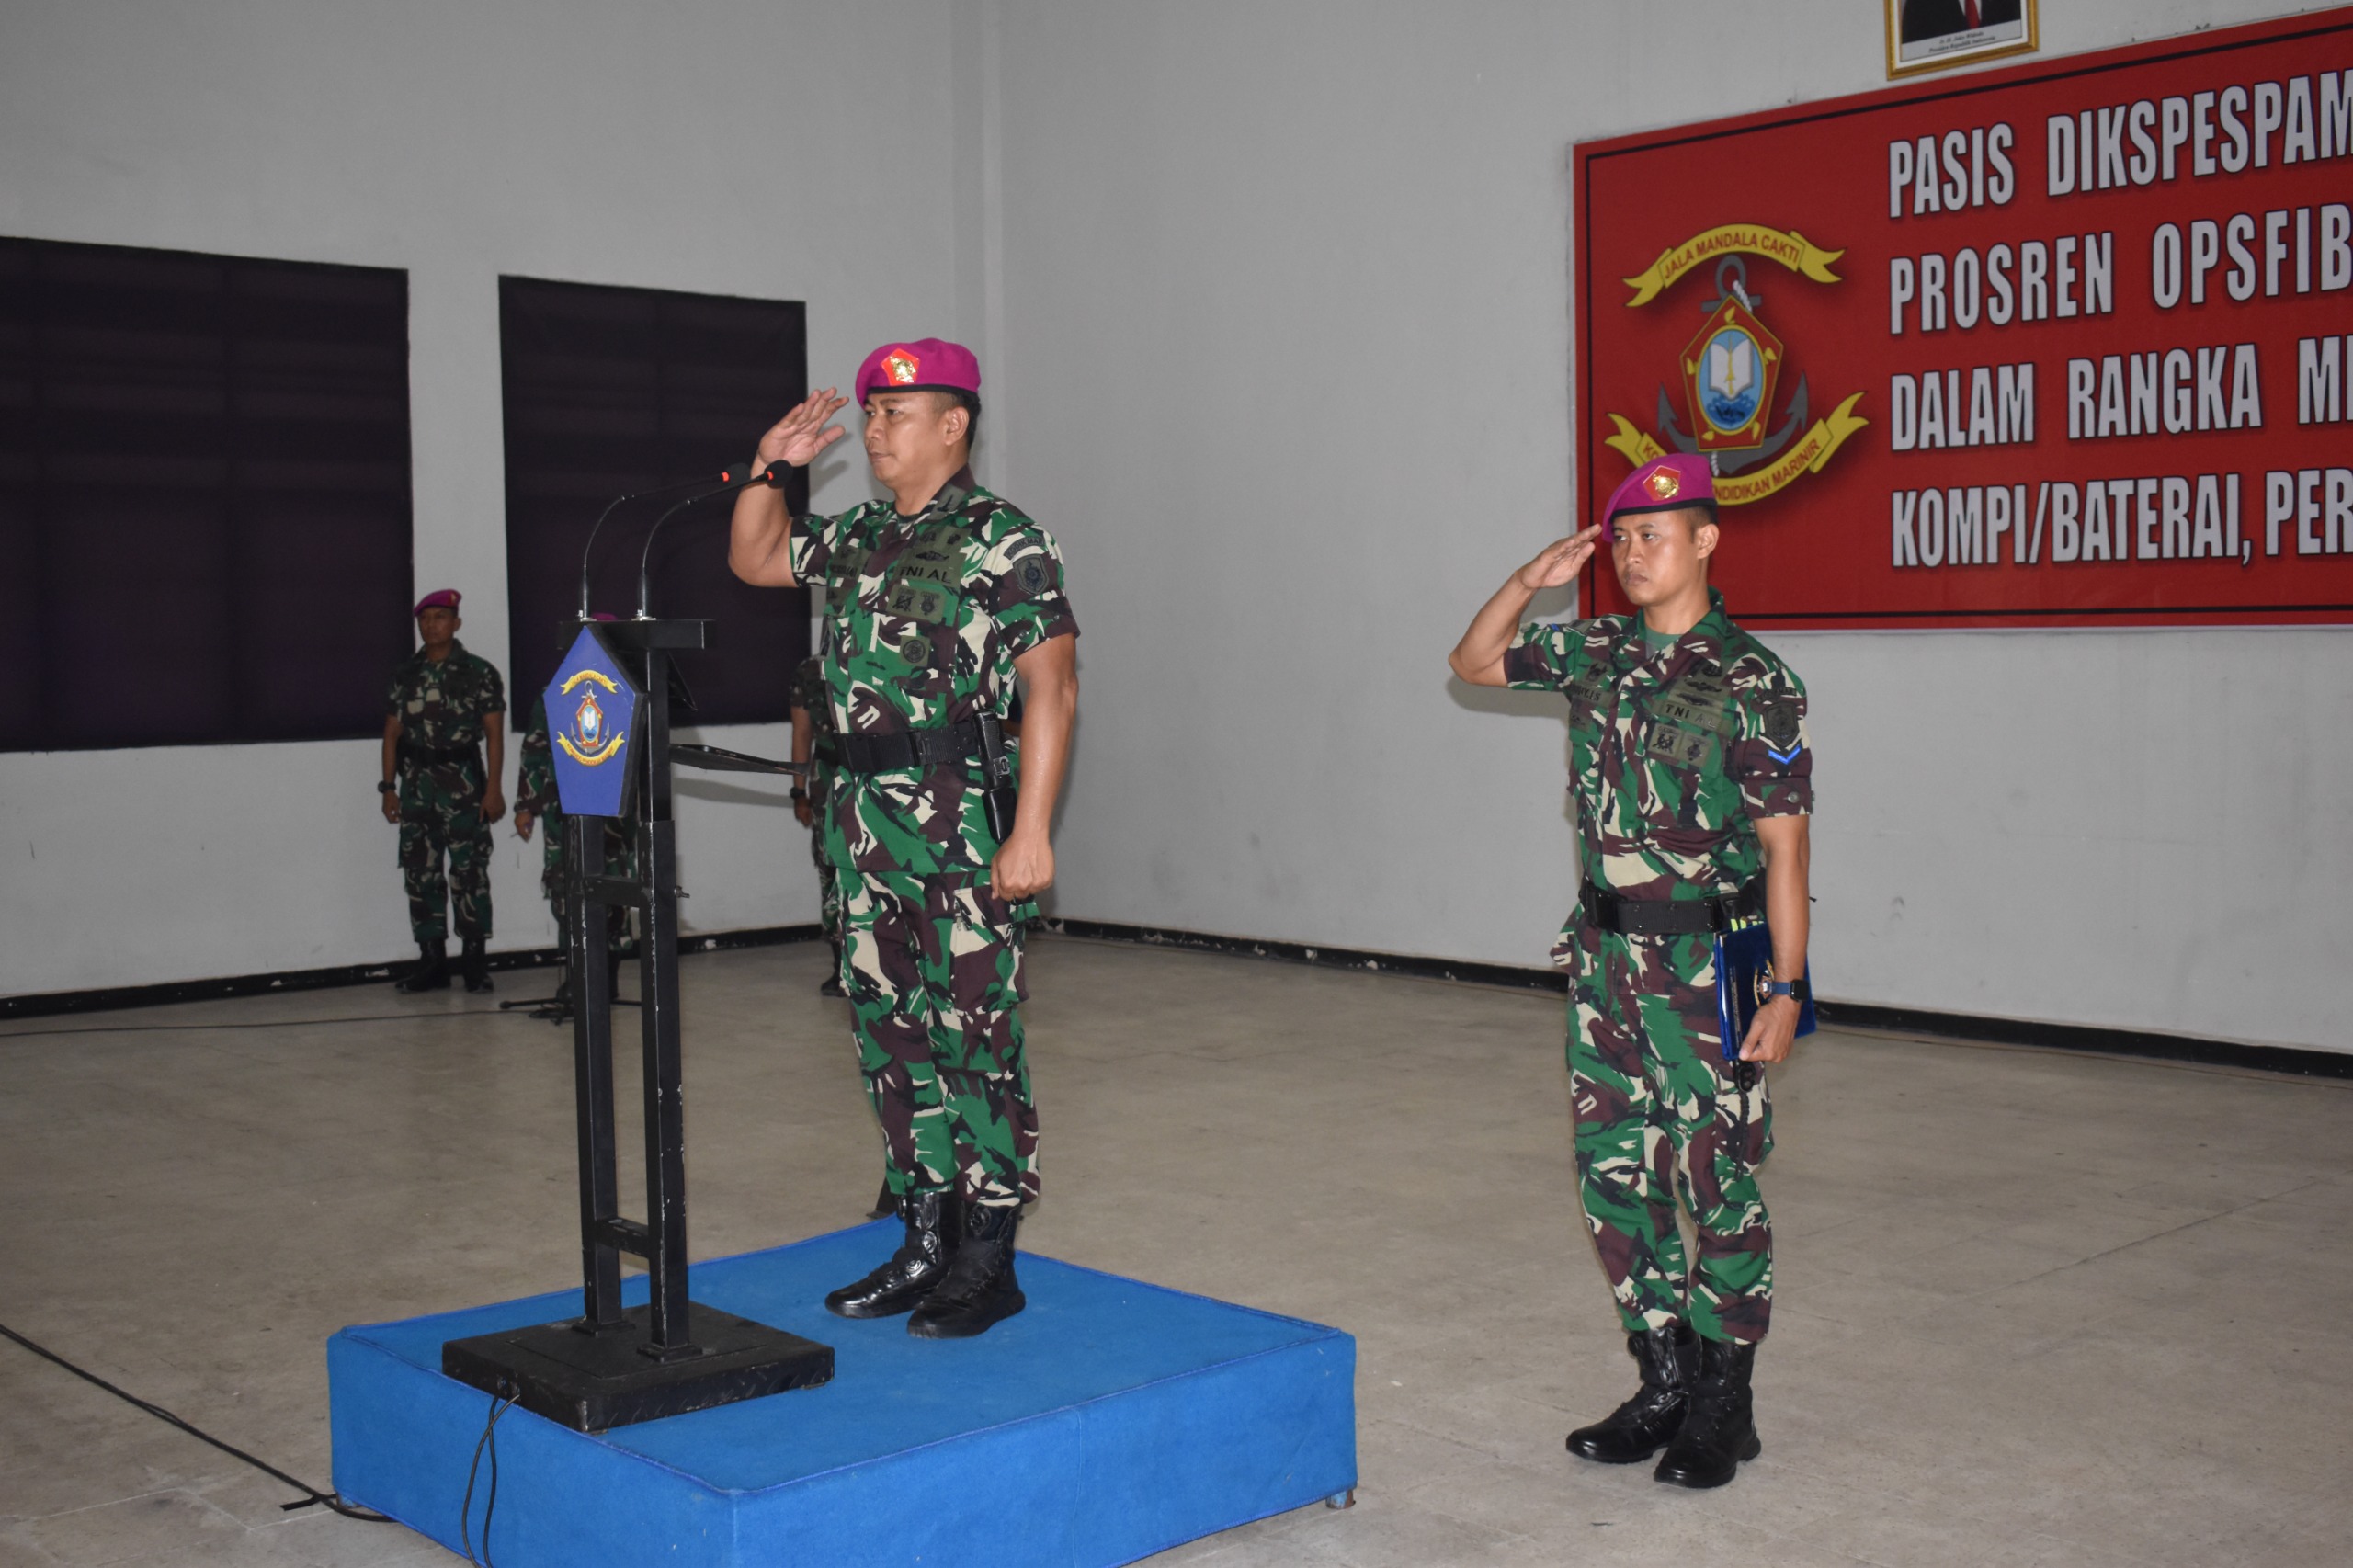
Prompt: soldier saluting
<box><xmin>380</xmin><ymin>589</ymin><xmax>506</xmax><ymax>994</ymax></box>
<box><xmin>1449</xmin><ymin>453</ymin><xmax>1813</xmax><ymax>1490</ymax></box>
<box><xmin>730</xmin><ymin>339</ymin><xmax>1078</xmax><ymax>1339</ymax></box>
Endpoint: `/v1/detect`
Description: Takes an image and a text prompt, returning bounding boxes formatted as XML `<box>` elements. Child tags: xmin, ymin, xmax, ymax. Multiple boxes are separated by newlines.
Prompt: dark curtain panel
<box><xmin>498</xmin><ymin>277</ymin><xmax>810</xmax><ymax>725</ymax></box>
<box><xmin>0</xmin><ymin>239</ymin><xmax>412</xmax><ymax>751</ymax></box>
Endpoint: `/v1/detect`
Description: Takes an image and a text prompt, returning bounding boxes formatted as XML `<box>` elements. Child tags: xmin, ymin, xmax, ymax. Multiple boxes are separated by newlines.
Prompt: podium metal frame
<box><xmin>442</xmin><ymin>617</ymin><xmax>832</xmax><ymax>1432</ymax></box>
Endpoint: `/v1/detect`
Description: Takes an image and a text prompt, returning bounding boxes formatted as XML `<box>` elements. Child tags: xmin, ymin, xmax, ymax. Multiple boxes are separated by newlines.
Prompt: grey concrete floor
<box><xmin>2</xmin><ymin>936</ymin><xmax>2349</xmax><ymax>1568</ymax></box>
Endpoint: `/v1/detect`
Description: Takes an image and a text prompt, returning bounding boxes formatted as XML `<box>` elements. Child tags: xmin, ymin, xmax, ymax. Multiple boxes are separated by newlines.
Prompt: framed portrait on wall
<box><xmin>1886</xmin><ymin>0</ymin><xmax>2038</xmax><ymax>76</ymax></box>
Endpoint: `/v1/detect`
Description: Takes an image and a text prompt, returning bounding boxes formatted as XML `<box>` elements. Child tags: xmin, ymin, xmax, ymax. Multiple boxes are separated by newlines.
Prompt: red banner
<box><xmin>1574</xmin><ymin>8</ymin><xmax>2353</xmax><ymax>627</ymax></box>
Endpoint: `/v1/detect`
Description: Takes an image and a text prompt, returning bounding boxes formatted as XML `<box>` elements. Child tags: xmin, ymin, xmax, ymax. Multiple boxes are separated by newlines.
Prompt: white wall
<box><xmin>0</xmin><ymin>0</ymin><xmax>985</xmax><ymax>995</ymax></box>
<box><xmin>7</xmin><ymin>0</ymin><xmax>2345</xmax><ymax>1054</ymax></box>
<box><xmin>983</xmin><ymin>0</ymin><xmax>2351</xmax><ymax>1052</ymax></box>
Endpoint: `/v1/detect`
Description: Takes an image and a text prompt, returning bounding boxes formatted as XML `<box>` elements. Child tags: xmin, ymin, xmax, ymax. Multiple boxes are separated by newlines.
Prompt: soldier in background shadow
<box><xmin>380</xmin><ymin>590</ymin><xmax>505</xmax><ymax>994</ymax></box>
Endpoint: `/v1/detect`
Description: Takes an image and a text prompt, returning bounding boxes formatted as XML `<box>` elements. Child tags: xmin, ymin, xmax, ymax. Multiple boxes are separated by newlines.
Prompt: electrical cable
<box><xmin>0</xmin><ymin>1318</ymin><xmax>392</xmax><ymax>1523</ymax></box>
<box><xmin>0</xmin><ymin>1008</ymin><xmax>565</xmax><ymax>1041</ymax></box>
<box><xmin>457</xmin><ymin>1386</ymin><xmax>523</xmax><ymax>1567</ymax></box>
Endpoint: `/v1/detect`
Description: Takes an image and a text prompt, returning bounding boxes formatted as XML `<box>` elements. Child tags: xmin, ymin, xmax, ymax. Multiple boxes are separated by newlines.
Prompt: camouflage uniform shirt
<box><xmin>385</xmin><ymin>641</ymin><xmax>506</xmax><ymax>763</ymax></box>
<box><xmin>1504</xmin><ymin>587</ymin><xmax>1810</xmax><ymax>954</ymax></box>
<box><xmin>789</xmin><ymin>472</ymin><xmax>1077</xmax><ymax>876</ymax></box>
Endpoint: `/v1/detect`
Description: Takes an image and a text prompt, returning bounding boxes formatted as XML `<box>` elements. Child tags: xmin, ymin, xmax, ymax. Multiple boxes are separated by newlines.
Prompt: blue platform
<box><xmin>328</xmin><ymin>1223</ymin><xmax>1357</xmax><ymax>1567</ymax></box>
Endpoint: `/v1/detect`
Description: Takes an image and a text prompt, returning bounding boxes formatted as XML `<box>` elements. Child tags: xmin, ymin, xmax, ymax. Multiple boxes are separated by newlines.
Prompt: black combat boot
<box><xmin>824</xmin><ymin>1191</ymin><xmax>961</xmax><ymax>1318</ymax></box>
<box><xmin>1566</xmin><ymin>1324</ymin><xmax>1699</xmax><ymax>1463</ymax></box>
<box><xmin>906</xmin><ymin>1201</ymin><xmax>1026</xmax><ymax>1339</ymax></box>
<box><xmin>819</xmin><ymin>939</ymin><xmax>847</xmax><ymax>998</ymax></box>
<box><xmin>460</xmin><ymin>937</ymin><xmax>494</xmax><ymax>994</ymax></box>
<box><xmin>394</xmin><ymin>939</ymin><xmax>449</xmax><ymax>993</ymax></box>
<box><xmin>1654</xmin><ymin>1337</ymin><xmax>1761</xmax><ymax>1489</ymax></box>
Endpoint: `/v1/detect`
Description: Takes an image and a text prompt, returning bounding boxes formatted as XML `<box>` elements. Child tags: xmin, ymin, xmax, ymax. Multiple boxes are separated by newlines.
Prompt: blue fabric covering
<box><xmin>330</xmin><ymin>1223</ymin><xmax>1357</xmax><ymax>1567</ymax></box>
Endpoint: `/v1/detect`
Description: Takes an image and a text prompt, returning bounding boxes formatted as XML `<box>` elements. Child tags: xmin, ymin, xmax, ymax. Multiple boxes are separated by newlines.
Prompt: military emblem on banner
<box><xmin>1604</xmin><ymin>225</ymin><xmax>1869</xmax><ymax>507</ymax></box>
<box><xmin>545</xmin><ymin>622</ymin><xmax>642</xmax><ymax>818</ymax></box>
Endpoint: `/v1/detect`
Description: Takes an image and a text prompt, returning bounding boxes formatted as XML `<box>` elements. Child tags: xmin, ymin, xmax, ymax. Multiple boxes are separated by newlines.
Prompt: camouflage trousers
<box><xmin>841</xmin><ymin>869</ymin><xmax>1037</xmax><ymax>1209</ymax></box>
<box><xmin>1569</xmin><ymin>927</ymin><xmax>1774</xmax><ymax>1345</ymax></box>
<box><xmin>397</xmin><ymin>763</ymin><xmax>491</xmax><ymax>944</ymax></box>
<box><xmin>539</xmin><ymin>812</ymin><xmax>635</xmax><ymax>952</ymax></box>
<box><xmin>807</xmin><ymin>814</ymin><xmax>842</xmax><ymax>952</ymax></box>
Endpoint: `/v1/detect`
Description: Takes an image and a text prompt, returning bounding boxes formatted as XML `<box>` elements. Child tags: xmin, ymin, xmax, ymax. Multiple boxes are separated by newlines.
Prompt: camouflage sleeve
<box><xmin>1502</xmin><ymin>622</ymin><xmax>1584</xmax><ymax>689</ymax></box>
<box><xmin>515</xmin><ymin>698</ymin><xmax>556</xmax><ymax>815</ymax></box>
<box><xmin>788</xmin><ymin>510</ymin><xmax>836</xmax><ymax>583</ymax></box>
<box><xmin>384</xmin><ymin>666</ymin><xmax>404</xmax><ymax>718</ymax></box>
<box><xmin>1732</xmin><ymin>669</ymin><xmax>1813</xmax><ymax>818</ymax></box>
<box><xmin>788</xmin><ymin>656</ymin><xmax>822</xmax><ymax>715</ymax></box>
<box><xmin>484</xmin><ymin>660</ymin><xmax>506</xmax><ymax>716</ymax></box>
<box><xmin>977</xmin><ymin>519</ymin><xmax>1078</xmax><ymax>659</ymax></box>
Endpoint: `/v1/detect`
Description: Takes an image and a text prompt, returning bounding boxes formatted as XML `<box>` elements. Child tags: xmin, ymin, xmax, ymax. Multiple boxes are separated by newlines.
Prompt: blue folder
<box><xmin>1713</xmin><ymin>919</ymin><xmax>1815</xmax><ymax>1064</ymax></box>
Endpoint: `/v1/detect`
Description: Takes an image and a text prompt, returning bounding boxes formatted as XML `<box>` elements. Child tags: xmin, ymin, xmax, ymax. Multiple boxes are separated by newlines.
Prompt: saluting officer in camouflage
<box><xmin>731</xmin><ymin>338</ymin><xmax>1078</xmax><ymax>1340</ymax></box>
<box><xmin>1449</xmin><ymin>453</ymin><xmax>1813</xmax><ymax>1491</ymax></box>
<box><xmin>514</xmin><ymin>688</ymin><xmax>634</xmax><ymax>1008</ymax></box>
<box><xmin>788</xmin><ymin>652</ymin><xmax>847</xmax><ymax>998</ymax></box>
<box><xmin>380</xmin><ymin>589</ymin><xmax>506</xmax><ymax>994</ymax></box>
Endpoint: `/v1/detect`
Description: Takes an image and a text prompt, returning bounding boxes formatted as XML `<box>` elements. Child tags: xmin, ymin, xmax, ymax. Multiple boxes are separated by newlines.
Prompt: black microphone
<box><xmin>576</xmin><ymin>467</ymin><xmax>754</xmax><ymax>620</ymax></box>
<box><xmin>634</xmin><ymin>463</ymin><xmax>789</xmax><ymax>618</ymax></box>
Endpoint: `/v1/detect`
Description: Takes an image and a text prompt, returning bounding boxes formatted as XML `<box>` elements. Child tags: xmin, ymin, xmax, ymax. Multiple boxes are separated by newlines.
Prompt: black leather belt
<box><xmin>832</xmin><ymin>718</ymin><xmax>984</xmax><ymax>774</ymax></box>
<box><xmin>397</xmin><ymin>738</ymin><xmax>482</xmax><ymax>767</ymax></box>
<box><xmin>1582</xmin><ymin>878</ymin><xmax>1764</xmax><ymax>936</ymax></box>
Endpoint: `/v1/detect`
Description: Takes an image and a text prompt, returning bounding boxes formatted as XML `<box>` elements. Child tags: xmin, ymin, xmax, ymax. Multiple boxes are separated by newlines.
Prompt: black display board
<box><xmin>0</xmin><ymin>238</ymin><xmax>413</xmax><ymax>751</ymax></box>
<box><xmin>498</xmin><ymin>277</ymin><xmax>810</xmax><ymax>725</ymax></box>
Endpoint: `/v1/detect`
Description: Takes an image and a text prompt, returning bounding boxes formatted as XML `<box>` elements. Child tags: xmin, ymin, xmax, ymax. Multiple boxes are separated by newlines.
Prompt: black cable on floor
<box><xmin>458</xmin><ymin>1385</ymin><xmax>522</xmax><ymax>1568</ymax></box>
<box><xmin>0</xmin><ymin>1010</ymin><xmax>540</xmax><ymax>1041</ymax></box>
<box><xmin>0</xmin><ymin>1318</ymin><xmax>392</xmax><ymax>1524</ymax></box>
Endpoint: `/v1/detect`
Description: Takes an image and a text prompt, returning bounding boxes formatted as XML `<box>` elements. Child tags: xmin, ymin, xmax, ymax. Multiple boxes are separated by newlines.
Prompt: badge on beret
<box><xmin>1644</xmin><ymin>468</ymin><xmax>1681</xmax><ymax>502</ymax></box>
<box><xmin>884</xmin><ymin>350</ymin><xmax>920</xmax><ymax>385</ymax></box>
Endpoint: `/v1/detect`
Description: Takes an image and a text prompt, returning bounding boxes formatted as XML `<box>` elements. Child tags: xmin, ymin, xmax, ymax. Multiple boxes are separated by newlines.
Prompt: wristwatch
<box><xmin>376</xmin><ymin>780</ymin><xmax>397</xmax><ymax>795</ymax></box>
<box><xmin>1766</xmin><ymin>975</ymin><xmax>1812</xmax><ymax>1004</ymax></box>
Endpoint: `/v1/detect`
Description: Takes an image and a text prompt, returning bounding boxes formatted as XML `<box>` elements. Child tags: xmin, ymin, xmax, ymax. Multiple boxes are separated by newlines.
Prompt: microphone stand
<box><xmin>633</xmin><ymin>463</ymin><xmax>789</xmax><ymax>619</ymax></box>
<box><xmin>575</xmin><ymin>467</ymin><xmax>752</xmax><ymax>621</ymax></box>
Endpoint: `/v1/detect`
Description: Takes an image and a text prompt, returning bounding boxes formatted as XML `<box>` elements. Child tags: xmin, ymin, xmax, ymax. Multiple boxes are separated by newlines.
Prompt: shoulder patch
<box><xmin>1760</xmin><ymin>699</ymin><xmax>1802</xmax><ymax>751</ymax></box>
<box><xmin>1010</xmin><ymin>554</ymin><xmax>1056</xmax><ymax>600</ymax></box>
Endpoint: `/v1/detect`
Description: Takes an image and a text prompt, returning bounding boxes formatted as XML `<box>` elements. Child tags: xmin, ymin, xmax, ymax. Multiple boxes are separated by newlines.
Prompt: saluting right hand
<box><xmin>757</xmin><ymin>387</ymin><xmax>852</xmax><ymax>471</ymax></box>
<box><xmin>1515</xmin><ymin>526</ymin><xmax>1603</xmax><ymax>592</ymax></box>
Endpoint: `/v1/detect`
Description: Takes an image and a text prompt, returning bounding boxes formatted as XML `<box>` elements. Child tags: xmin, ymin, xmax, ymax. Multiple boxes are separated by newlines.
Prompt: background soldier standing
<box><xmin>1449</xmin><ymin>453</ymin><xmax>1813</xmax><ymax>1491</ymax></box>
<box><xmin>730</xmin><ymin>338</ymin><xmax>1078</xmax><ymax>1340</ymax></box>
<box><xmin>788</xmin><ymin>652</ymin><xmax>847</xmax><ymax>998</ymax></box>
<box><xmin>380</xmin><ymin>589</ymin><xmax>506</xmax><ymax>994</ymax></box>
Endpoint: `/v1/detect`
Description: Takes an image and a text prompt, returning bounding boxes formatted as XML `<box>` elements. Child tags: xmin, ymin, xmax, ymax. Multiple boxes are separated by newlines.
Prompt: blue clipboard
<box><xmin>1713</xmin><ymin>919</ymin><xmax>1814</xmax><ymax>1065</ymax></box>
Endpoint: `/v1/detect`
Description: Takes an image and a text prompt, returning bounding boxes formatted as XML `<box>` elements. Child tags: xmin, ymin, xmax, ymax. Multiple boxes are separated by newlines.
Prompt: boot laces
<box><xmin>1677</xmin><ymin>1381</ymin><xmax>1742</xmax><ymax>1444</ymax></box>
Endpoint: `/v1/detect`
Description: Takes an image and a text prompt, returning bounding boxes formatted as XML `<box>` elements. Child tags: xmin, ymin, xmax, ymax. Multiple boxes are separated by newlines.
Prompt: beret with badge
<box><xmin>1600</xmin><ymin>454</ymin><xmax>1718</xmax><ymax>540</ymax></box>
<box><xmin>854</xmin><ymin>338</ymin><xmax>983</xmax><ymax>409</ymax></box>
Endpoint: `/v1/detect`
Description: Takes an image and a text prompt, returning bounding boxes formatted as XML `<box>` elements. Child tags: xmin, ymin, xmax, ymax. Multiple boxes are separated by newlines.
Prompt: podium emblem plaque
<box><xmin>545</xmin><ymin>625</ymin><xmax>641</xmax><ymax>819</ymax></box>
